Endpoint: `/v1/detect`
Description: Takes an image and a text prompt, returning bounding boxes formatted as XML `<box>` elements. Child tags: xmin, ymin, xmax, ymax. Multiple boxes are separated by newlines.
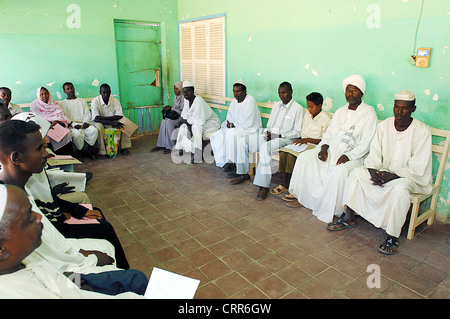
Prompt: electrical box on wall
<box><xmin>415</xmin><ymin>48</ymin><xmax>432</xmax><ymax>67</ymax></box>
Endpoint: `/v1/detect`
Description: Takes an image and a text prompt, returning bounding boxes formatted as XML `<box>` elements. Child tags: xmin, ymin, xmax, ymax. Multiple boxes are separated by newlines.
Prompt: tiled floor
<box><xmin>80</xmin><ymin>134</ymin><xmax>449</xmax><ymax>299</ymax></box>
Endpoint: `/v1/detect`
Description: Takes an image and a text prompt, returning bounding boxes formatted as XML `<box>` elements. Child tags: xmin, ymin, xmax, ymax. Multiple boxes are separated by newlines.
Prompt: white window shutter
<box><xmin>179</xmin><ymin>16</ymin><xmax>225</xmax><ymax>97</ymax></box>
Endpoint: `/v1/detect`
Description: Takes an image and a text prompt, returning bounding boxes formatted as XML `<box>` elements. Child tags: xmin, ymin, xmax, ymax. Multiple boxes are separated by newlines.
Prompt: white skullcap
<box><xmin>395</xmin><ymin>90</ymin><xmax>415</xmax><ymax>101</ymax></box>
<box><xmin>342</xmin><ymin>74</ymin><xmax>366</xmax><ymax>94</ymax></box>
<box><xmin>0</xmin><ymin>184</ymin><xmax>7</xmax><ymax>223</ymax></box>
<box><xmin>234</xmin><ymin>79</ymin><xmax>246</xmax><ymax>86</ymax></box>
<box><xmin>11</xmin><ymin>112</ymin><xmax>51</xmax><ymax>138</ymax></box>
<box><xmin>182</xmin><ymin>80</ymin><xmax>194</xmax><ymax>88</ymax></box>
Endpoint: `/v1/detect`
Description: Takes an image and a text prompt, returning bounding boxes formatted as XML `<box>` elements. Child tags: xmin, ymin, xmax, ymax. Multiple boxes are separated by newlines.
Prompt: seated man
<box><xmin>0</xmin><ymin>119</ymin><xmax>126</xmax><ymax>275</ymax></box>
<box><xmin>210</xmin><ymin>79</ymin><xmax>261</xmax><ymax>173</ymax></box>
<box><xmin>253</xmin><ymin>82</ymin><xmax>304</xmax><ymax>200</ymax></box>
<box><xmin>0</xmin><ymin>87</ymin><xmax>22</xmax><ymax>116</ymax></box>
<box><xmin>0</xmin><ymin>184</ymin><xmax>146</xmax><ymax>298</ymax></box>
<box><xmin>174</xmin><ymin>81</ymin><xmax>221</xmax><ymax>164</ymax></box>
<box><xmin>274</xmin><ymin>92</ymin><xmax>330</xmax><ymax>202</ymax></box>
<box><xmin>60</xmin><ymin>82</ymin><xmax>99</xmax><ymax>160</ymax></box>
<box><xmin>331</xmin><ymin>91</ymin><xmax>432</xmax><ymax>255</ymax></box>
<box><xmin>288</xmin><ymin>75</ymin><xmax>378</xmax><ymax>223</ymax></box>
<box><xmin>0</xmin><ymin>103</ymin><xmax>13</xmax><ymax>123</ymax></box>
<box><xmin>91</xmin><ymin>83</ymin><xmax>131</xmax><ymax>156</ymax></box>
<box><xmin>2</xmin><ymin>115</ymin><xmax>129</xmax><ymax>269</ymax></box>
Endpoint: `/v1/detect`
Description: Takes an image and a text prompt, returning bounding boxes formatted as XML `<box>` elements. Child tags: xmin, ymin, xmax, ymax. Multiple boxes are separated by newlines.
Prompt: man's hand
<box><xmin>293</xmin><ymin>138</ymin><xmax>305</xmax><ymax>145</ymax></box>
<box><xmin>82</xmin><ymin>122</ymin><xmax>90</xmax><ymax>129</ymax></box>
<box><xmin>336</xmin><ymin>154</ymin><xmax>350</xmax><ymax>165</ymax></box>
<box><xmin>318</xmin><ymin>145</ymin><xmax>329</xmax><ymax>162</ymax></box>
<box><xmin>79</xmin><ymin>249</ymin><xmax>115</xmax><ymax>267</ymax></box>
<box><xmin>112</xmin><ymin>121</ymin><xmax>124</xmax><ymax>129</ymax></box>
<box><xmin>52</xmin><ymin>182</ymin><xmax>75</xmax><ymax>195</ymax></box>
<box><xmin>368</xmin><ymin>168</ymin><xmax>400</xmax><ymax>187</ymax></box>
<box><xmin>85</xmin><ymin>210</ymin><xmax>103</xmax><ymax>220</ymax></box>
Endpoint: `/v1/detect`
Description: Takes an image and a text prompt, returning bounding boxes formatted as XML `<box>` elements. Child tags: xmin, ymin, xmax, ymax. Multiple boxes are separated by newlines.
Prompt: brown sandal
<box><xmin>282</xmin><ymin>193</ymin><xmax>296</xmax><ymax>202</ymax></box>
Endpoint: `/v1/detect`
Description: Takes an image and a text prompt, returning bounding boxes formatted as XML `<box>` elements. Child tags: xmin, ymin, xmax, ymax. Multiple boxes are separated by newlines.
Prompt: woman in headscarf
<box><xmin>30</xmin><ymin>86</ymin><xmax>70</xmax><ymax>127</ymax></box>
<box><xmin>151</xmin><ymin>81</ymin><xmax>185</xmax><ymax>153</ymax></box>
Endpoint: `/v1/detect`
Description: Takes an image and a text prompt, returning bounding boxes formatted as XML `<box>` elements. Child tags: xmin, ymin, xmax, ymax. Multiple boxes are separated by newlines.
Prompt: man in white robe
<box><xmin>331</xmin><ymin>91</ymin><xmax>432</xmax><ymax>254</ymax></box>
<box><xmin>91</xmin><ymin>83</ymin><xmax>132</xmax><ymax>156</ymax></box>
<box><xmin>288</xmin><ymin>75</ymin><xmax>378</xmax><ymax>223</ymax></box>
<box><xmin>60</xmin><ymin>82</ymin><xmax>99</xmax><ymax>159</ymax></box>
<box><xmin>173</xmin><ymin>81</ymin><xmax>220</xmax><ymax>164</ymax></box>
<box><xmin>253</xmin><ymin>82</ymin><xmax>304</xmax><ymax>199</ymax></box>
<box><xmin>210</xmin><ymin>79</ymin><xmax>261</xmax><ymax>173</ymax></box>
<box><xmin>0</xmin><ymin>184</ymin><xmax>144</xmax><ymax>299</ymax></box>
<box><xmin>0</xmin><ymin>87</ymin><xmax>22</xmax><ymax>115</ymax></box>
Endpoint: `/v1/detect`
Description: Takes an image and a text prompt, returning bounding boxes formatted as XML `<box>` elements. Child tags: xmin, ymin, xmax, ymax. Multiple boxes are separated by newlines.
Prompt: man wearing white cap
<box><xmin>330</xmin><ymin>90</ymin><xmax>432</xmax><ymax>254</ymax></box>
<box><xmin>174</xmin><ymin>81</ymin><xmax>220</xmax><ymax>163</ymax></box>
<box><xmin>210</xmin><ymin>79</ymin><xmax>261</xmax><ymax>174</ymax></box>
<box><xmin>288</xmin><ymin>75</ymin><xmax>378</xmax><ymax>223</ymax></box>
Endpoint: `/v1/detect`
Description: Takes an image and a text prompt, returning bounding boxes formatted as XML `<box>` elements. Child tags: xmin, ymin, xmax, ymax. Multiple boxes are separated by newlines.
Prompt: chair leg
<box><xmin>407</xmin><ymin>202</ymin><xmax>420</xmax><ymax>240</ymax></box>
<box><xmin>427</xmin><ymin>193</ymin><xmax>439</xmax><ymax>226</ymax></box>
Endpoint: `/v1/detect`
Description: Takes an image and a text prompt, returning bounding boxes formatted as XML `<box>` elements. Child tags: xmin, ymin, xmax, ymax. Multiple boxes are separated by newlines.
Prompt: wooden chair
<box><xmin>407</xmin><ymin>127</ymin><xmax>450</xmax><ymax>240</ymax></box>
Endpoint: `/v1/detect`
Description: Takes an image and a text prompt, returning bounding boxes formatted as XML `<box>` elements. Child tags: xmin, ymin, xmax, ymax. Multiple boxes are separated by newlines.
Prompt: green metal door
<box><xmin>114</xmin><ymin>20</ymin><xmax>163</xmax><ymax>134</ymax></box>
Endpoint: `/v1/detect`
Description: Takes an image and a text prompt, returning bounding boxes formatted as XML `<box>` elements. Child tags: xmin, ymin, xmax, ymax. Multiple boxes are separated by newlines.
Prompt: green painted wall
<box><xmin>0</xmin><ymin>0</ymin><xmax>180</xmax><ymax>127</ymax></box>
<box><xmin>177</xmin><ymin>0</ymin><xmax>449</xmax><ymax>222</ymax></box>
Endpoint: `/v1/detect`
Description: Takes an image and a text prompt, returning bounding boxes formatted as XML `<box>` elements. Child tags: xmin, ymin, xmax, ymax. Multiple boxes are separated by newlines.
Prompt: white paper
<box><xmin>144</xmin><ymin>267</ymin><xmax>200</xmax><ymax>299</ymax></box>
<box><xmin>46</xmin><ymin>170</ymin><xmax>87</xmax><ymax>192</ymax></box>
<box><xmin>283</xmin><ymin>143</ymin><xmax>308</xmax><ymax>153</ymax></box>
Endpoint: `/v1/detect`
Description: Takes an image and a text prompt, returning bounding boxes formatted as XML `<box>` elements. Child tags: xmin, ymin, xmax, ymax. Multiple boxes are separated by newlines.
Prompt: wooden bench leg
<box><xmin>407</xmin><ymin>202</ymin><xmax>420</xmax><ymax>240</ymax></box>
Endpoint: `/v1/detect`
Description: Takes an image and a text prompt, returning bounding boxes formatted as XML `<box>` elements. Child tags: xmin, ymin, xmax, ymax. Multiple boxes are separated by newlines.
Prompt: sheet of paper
<box><xmin>47</xmin><ymin>123</ymin><xmax>70</xmax><ymax>142</ymax></box>
<box><xmin>50</xmin><ymin>132</ymin><xmax>71</xmax><ymax>151</ymax></box>
<box><xmin>46</xmin><ymin>170</ymin><xmax>86</xmax><ymax>192</ymax></box>
<box><xmin>47</xmin><ymin>155</ymin><xmax>82</xmax><ymax>166</ymax></box>
<box><xmin>118</xmin><ymin>116</ymin><xmax>138</xmax><ymax>137</ymax></box>
<box><xmin>277</xmin><ymin>143</ymin><xmax>314</xmax><ymax>157</ymax></box>
<box><xmin>144</xmin><ymin>267</ymin><xmax>200</xmax><ymax>299</ymax></box>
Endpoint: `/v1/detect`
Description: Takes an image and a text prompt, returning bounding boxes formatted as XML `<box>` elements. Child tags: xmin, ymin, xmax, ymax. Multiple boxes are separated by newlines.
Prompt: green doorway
<box><xmin>114</xmin><ymin>19</ymin><xmax>163</xmax><ymax>134</ymax></box>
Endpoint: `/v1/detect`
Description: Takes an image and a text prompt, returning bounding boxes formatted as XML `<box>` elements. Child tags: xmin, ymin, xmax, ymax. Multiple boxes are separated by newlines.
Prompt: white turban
<box><xmin>342</xmin><ymin>75</ymin><xmax>366</xmax><ymax>94</ymax></box>
<box><xmin>11</xmin><ymin>112</ymin><xmax>51</xmax><ymax>138</ymax></box>
<box><xmin>395</xmin><ymin>90</ymin><xmax>415</xmax><ymax>101</ymax></box>
<box><xmin>182</xmin><ymin>80</ymin><xmax>194</xmax><ymax>88</ymax></box>
<box><xmin>0</xmin><ymin>184</ymin><xmax>7</xmax><ymax>223</ymax></box>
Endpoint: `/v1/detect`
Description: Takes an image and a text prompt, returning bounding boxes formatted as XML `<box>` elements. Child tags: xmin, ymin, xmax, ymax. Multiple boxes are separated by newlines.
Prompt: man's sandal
<box><xmin>327</xmin><ymin>218</ymin><xmax>357</xmax><ymax>231</ymax></box>
<box><xmin>282</xmin><ymin>193</ymin><xmax>296</xmax><ymax>202</ymax></box>
<box><xmin>378</xmin><ymin>236</ymin><xmax>399</xmax><ymax>255</ymax></box>
<box><xmin>270</xmin><ymin>185</ymin><xmax>288</xmax><ymax>195</ymax></box>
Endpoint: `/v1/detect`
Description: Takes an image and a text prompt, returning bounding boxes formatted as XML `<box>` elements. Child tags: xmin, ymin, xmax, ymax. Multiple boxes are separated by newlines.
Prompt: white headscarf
<box><xmin>12</xmin><ymin>112</ymin><xmax>51</xmax><ymax>138</ymax></box>
<box><xmin>342</xmin><ymin>75</ymin><xmax>366</xmax><ymax>94</ymax></box>
<box><xmin>0</xmin><ymin>184</ymin><xmax>7</xmax><ymax>223</ymax></box>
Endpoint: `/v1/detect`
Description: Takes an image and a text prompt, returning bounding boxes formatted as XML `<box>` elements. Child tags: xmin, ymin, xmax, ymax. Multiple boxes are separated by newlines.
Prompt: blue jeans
<box><xmin>81</xmin><ymin>269</ymin><xmax>148</xmax><ymax>296</ymax></box>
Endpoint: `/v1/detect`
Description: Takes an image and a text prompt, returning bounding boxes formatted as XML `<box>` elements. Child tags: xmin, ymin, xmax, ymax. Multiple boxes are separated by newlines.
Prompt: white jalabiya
<box><xmin>60</xmin><ymin>98</ymin><xmax>98</xmax><ymax>150</ymax></box>
<box><xmin>253</xmin><ymin>99</ymin><xmax>304</xmax><ymax>188</ymax></box>
<box><xmin>0</xmin><ymin>255</ymin><xmax>142</xmax><ymax>299</ymax></box>
<box><xmin>175</xmin><ymin>95</ymin><xmax>220</xmax><ymax>153</ymax></box>
<box><xmin>90</xmin><ymin>95</ymin><xmax>131</xmax><ymax>155</ymax></box>
<box><xmin>24</xmin><ymin>187</ymin><xmax>120</xmax><ymax>274</ymax></box>
<box><xmin>210</xmin><ymin>94</ymin><xmax>262</xmax><ymax>167</ymax></box>
<box><xmin>343</xmin><ymin>117</ymin><xmax>432</xmax><ymax>237</ymax></box>
<box><xmin>289</xmin><ymin>102</ymin><xmax>378</xmax><ymax>223</ymax></box>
